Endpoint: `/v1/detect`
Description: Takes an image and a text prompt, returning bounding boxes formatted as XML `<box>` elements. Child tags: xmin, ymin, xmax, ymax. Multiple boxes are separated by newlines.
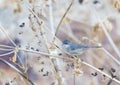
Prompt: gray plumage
<box><xmin>62</xmin><ymin>39</ymin><xmax>101</xmax><ymax>55</ymax></box>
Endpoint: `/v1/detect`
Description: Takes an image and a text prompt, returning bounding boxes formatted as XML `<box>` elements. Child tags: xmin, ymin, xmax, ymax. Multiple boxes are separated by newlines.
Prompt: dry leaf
<box><xmin>64</xmin><ymin>17</ymin><xmax>72</xmax><ymax>23</ymax></box>
<box><xmin>92</xmin><ymin>19</ymin><xmax>112</xmax><ymax>41</ymax></box>
<box><xmin>49</xmin><ymin>43</ymin><xmax>56</xmax><ymax>50</ymax></box>
<box><xmin>104</xmin><ymin>19</ymin><xmax>113</xmax><ymax>32</ymax></box>
<box><xmin>73</xmin><ymin>69</ymin><xmax>84</xmax><ymax>76</ymax></box>
<box><xmin>114</xmin><ymin>0</ymin><xmax>120</xmax><ymax>9</ymax></box>
<box><xmin>93</xmin><ymin>23</ymin><xmax>104</xmax><ymax>41</ymax></box>
<box><xmin>11</xmin><ymin>52</ymin><xmax>17</xmax><ymax>62</ymax></box>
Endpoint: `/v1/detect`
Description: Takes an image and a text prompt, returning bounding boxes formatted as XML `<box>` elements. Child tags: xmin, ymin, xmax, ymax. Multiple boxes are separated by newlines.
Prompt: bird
<box><xmin>62</xmin><ymin>39</ymin><xmax>102</xmax><ymax>55</ymax></box>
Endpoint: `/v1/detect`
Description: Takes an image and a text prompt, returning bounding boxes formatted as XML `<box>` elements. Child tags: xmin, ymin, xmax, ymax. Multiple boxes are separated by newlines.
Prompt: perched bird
<box><xmin>62</xmin><ymin>39</ymin><xmax>102</xmax><ymax>55</ymax></box>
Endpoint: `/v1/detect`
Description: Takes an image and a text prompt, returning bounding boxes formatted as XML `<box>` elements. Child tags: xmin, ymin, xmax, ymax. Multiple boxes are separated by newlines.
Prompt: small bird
<box><xmin>62</xmin><ymin>39</ymin><xmax>102</xmax><ymax>55</ymax></box>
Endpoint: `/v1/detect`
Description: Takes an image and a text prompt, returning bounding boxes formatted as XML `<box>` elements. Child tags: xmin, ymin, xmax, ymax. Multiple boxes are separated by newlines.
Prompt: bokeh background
<box><xmin>0</xmin><ymin>0</ymin><xmax>120</xmax><ymax>85</ymax></box>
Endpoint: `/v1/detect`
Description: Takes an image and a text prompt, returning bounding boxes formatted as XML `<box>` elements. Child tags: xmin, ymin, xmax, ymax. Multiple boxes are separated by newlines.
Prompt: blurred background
<box><xmin>0</xmin><ymin>0</ymin><xmax>120</xmax><ymax>85</ymax></box>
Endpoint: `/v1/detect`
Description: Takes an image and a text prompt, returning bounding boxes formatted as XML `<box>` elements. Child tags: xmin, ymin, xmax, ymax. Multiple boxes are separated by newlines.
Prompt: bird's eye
<box><xmin>62</xmin><ymin>39</ymin><xmax>70</xmax><ymax>44</ymax></box>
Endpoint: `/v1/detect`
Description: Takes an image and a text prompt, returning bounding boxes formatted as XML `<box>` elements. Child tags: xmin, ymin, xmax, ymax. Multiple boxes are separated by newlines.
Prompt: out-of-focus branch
<box><xmin>92</xmin><ymin>7</ymin><xmax>120</xmax><ymax>59</ymax></box>
<box><xmin>49</xmin><ymin>0</ymin><xmax>55</xmax><ymax>34</ymax></box>
<box><xmin>81</xmin><ymin>60</ymin><xmax>120</xmax><ymax>84</ymax></box>
<box><xmin>54</xmin><ymin>0</ymin><xmax>74</xmax><ymax>40</ymax></box>
<box><xmin>0</xmin><ymin>58</ymin><xmax>35</xmax><ymax>85</ymax></box>
<box><xmin>0</xmin><ymin>24</ymin><xmax>16</xmax><ymax>47</ymax></box>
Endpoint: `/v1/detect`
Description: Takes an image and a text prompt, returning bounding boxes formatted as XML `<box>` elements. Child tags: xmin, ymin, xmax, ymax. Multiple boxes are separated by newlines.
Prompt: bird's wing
<box><xmin>70</xmin><ymin>42</ymin><xmax>88</xmax><ymax>50</ymax></box>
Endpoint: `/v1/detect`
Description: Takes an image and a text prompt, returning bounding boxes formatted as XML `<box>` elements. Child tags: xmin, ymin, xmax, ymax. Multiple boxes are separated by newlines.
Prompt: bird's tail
<box><xmin>86</xmin><ymin>45</ymin><xmax>102</xmax><ymax>48</ymax></box>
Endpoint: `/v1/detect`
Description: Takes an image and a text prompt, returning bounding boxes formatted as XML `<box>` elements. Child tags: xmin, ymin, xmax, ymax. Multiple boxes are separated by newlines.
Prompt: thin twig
<box><xmin>73</xmin><ymin>74</ymin><xmax>76</xmax><ymax>85</ymax></box>
<box><xmin>81</xmin><ymin>61</ymin><xmax>120</xmax><ymax>84</ymax></box>
<box><xmin>0</xmin><ymin>50</ymin><xmax>14</xmax><ymax>57</ymax></box>
<box><xmin>48</xmin><ymin>1</ymin><xmax>75</xmax><ymax>82</ymax></box>
<box><xmin>54</xmin><ymin>0</ymin><xmax>74</xmax><ymax>38</ymax></box>
<box><xmin>49</xmin><ymin>0</ymin><xmax>55</xmax><ymax>34</ymax></box>
<box><xmin>92</xmin><ymin>8</ymin><xmax>120</xmax><ymax>59</ymax></box>
<box><xmin>18</xmin><ymin>47</ymin><xmax>73</xmax><ymax>61</ymax></box>
<box><xmin>0</xmin><ymin>44</ymin><xmax>15</xmax><ymax>49</ymax></box>
<box><xmin>102</xmin><ymin>48</ymin><xmax>120</xmax><ymax>65</ymax></box>
<box><xmin>27</xmin><ymin>6</ymin><xmax>42</xmax><ymax>26</ymax></box>
<box><xmin>84</xmin><ymin>37</ymin><xmax>120</xmax><ymax>65</ymax></box>
<box><xmin>16</xmin><ymin>54</ymin><xmax>26</xmax><ymax>69</ymax></box>
<box><xmin>0</xmin><ymin>48</ymin><xmax>14</xmax><ymax>51</ymax></box>
<box><xmin>26</xmin><ymin>5</ymin><xmax>63</xmax><ymax>43</ymax></box>
<box><xmin>48</xmin><ymin>0</ymin><xmax>63</xmax><ymax>82</ymax></box>
<box><xmin>19</xmin><ymin>47</ymin><xmax>120</xmax><ymax>84</ymax></box>
<box><xmin>0</xmin><ymin>58</ymin><xmax>35</xmax><ymax>85</ymax></box>
<box><xmin>0</xmin><ymin>24</ymin><xmax>16</xmax><ymax>47</ymax></box>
